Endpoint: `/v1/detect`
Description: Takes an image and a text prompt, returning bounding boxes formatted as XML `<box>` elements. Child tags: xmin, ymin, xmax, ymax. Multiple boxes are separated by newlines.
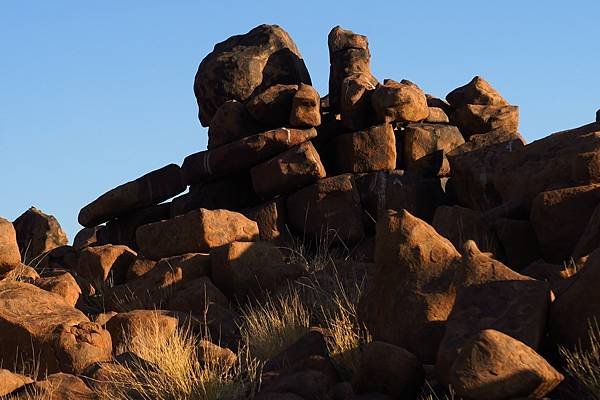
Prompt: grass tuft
<box><xmin>560</xmin><ymin>319</ymin><xmax>600</xmax><ymax>399</ymax></box>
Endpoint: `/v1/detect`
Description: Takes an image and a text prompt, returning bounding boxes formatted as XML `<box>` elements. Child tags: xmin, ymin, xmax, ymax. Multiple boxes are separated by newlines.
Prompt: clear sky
<box><xmin>1</xmin><ymin>1</ymin><xmax>599</xmax><ymax>241</ymax></box>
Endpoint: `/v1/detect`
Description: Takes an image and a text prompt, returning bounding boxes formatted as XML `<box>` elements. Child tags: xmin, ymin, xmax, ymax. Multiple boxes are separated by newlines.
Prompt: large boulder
<box><xmin>550</xmin><ymin>248</ymin><xmax>600</xmax><ymax>350</ymax></box>
<box><xmin>371</xmin><ymin>79</ymin><xmax>429</xmax><ymax>124</ymax></box>
<box><xmin>572</xmin><ymin>202</ymin><xmax>600</xmax><ymax>260</ymax></box>
<box><xmin>170</xmin><ymin>173</ymin><xmax>257</xmax><ymax>217</ymax></box>
<box><xmin>333</xmin><ymin>123</ymin><xmax>396</xmax><ymax>174</ymax></box>
<box><xmin>328</xmin><ymin>26</ymin><xmax>376</xmax><ymax>113</ymax></box>
<box><xmin>0</xmin><ymin>217</ymin><xmax>21</xmax><ymax>273</ymax></box>
<box><xmin>182</xmin><ymin>127</ymin><xmax>317</xmax><ymax>183</ymax></box>
<box><xmin>207</xmin><ymin>100</ymin><xmax>262</xmax><ymax>149</ymax></box>
<box><xmin>286</xmin><ymin>174</ymin><xmax>365</xmax><ymax>244</ymax></box>
<box><xmin>340</xmin><ymin>72</ymin><xmax>377</xmax><ymax>130</ymax></box>
<box><xmin>136</xmin><ymin>208</ymin><xmax>259</xmax><ymax>260</ymax></box>
<box><xmin>0</xmin><ymin>281</ymin><xmax>111</xmax><ymax>374</ymax></box>
<box><xmin>530</xmin><ymin>184</ymin><xmax>600</xmax><ymax>263</ymax></box>
<box><xmin>13</xmin><ymin>373</ymin><xmax>98</xmax><ymax>400</ymax></box>
<box><xmin>436</xmin><ymin>241</ymin><xmax>551</xmax><ymax>384</ymax></box>
<box><xmin>13</xmin><ymin>207</ymin><xmax>68</xmax><ymax>264</ymax></box>
<box><xmin>194</xmin><ymin>24</ymin><xmax>311</xmax><ymax>126</ymax></box>
<box><xmin>246</xmin><ymin>84</ymin><xmax>298</xmax><ymax>128</ymax></box>
<box><xmin>77</xmin><ymin>244</ymin><xmax>137</xmax><ymax>286</ymax></box>
<box><xmin>251</xmin><ymin>141</ymin><xmax>326</xmax><ymax>198</ymax></box>
<box><xmin>451</xmin><ymin>104</ymin><xmax>519</xmax><ymax>139</ymax></box>
<box><xmin>290</xmin><ymin>83</ymin><xmax>321</xmax><ymax>128</ymax></box>
<box><xmin>352</xmin><ymin>341</ymin><xmax>424</xmax><ymax>399</ymax></box>
<box><xmin>78</xmin><ymin>164</ymin><xmax>186</xmax><ymax>227</ymax></box>
<box><xmin>242</xmin><ymin>199</ymin><xmax>288</xmax><ymax>242</ymax></box>
<box><xmin>449</xmin><ymin>329</ymin><xmax>563</xmax><ymax>400</ymax></box>
<box><xmin>360</xmin><ymin>209</ymin><xmax>461</xmax><ymax>363</ymax></box>
<box><xmin>103</xmin><ymin>202</ymin><xmax>171</xmax><ymax>250</ymax></box>
<box><xmin>211</xmin><ymin>241</ymin><xmax>304</xmax><ymax>300</ymax></box>
<box><xmin>35</xmin><ymin>272</ymin><xmax>82</xmax><ymax>307</ymax></box>
<box><xmin>402</xmin><ymin>124</ymin><xmax>464</xmax><ymax>172</ymax></box>
<box><xmin>0</xmin><ymin>369</ymin><xmax>32</xmax><ymax>396</ymax></box>
<box><xmin>446</xmin><ymin>76</ymin><xmax>509</xmax><ymax>108</ymax></box>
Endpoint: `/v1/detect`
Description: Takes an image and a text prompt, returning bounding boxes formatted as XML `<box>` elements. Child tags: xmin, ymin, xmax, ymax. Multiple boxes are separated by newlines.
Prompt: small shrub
<box><xmin>560</xmin><ymin>319</ymin><xmax>600</xmax><ymax>399</ymax></box>
<box><xmin>239</xmin><ymin>287</ymin><xmax>310</xmax><ymax>362</ymax></box>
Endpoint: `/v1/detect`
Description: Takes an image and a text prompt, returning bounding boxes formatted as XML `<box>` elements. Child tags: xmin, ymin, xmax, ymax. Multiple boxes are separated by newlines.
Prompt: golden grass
<box><xmin>560</xmin><ymin>319</ymin><xmax>600</xmax><ymax>399</ymax></box>
<box><xmin>239</xmin><ymin>287</ymin><xmax>310</xmax><ymax>362</ymax></box>
<box><xmin>95</xmin><ymin>314</ymin><xmax>260</xmax><ymax>400</ymax></box>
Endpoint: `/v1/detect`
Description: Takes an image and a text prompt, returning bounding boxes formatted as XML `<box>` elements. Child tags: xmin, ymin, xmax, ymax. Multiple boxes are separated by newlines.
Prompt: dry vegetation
<box><xmin>560</xmin><ymin>319</ymin><xmax>600</xmax><ymax>399</ymax></box>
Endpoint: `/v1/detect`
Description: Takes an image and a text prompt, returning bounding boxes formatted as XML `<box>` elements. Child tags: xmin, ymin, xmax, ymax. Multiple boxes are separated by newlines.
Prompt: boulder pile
<box><xmin>1</xmin><ymin>23</ymin><xmax>600</xmax><ymax>399</ymax></box>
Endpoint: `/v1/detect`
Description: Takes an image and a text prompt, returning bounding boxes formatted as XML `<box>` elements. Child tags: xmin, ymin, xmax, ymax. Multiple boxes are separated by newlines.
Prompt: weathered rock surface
<box><xmin>207</xmin><ymin>100</ymin><xmax>262</xmax><ymax>149</ymax></box>
<box><xmin>340</xmin><ymin>72</ymin><xmax>377</xmax><ymax>130</ymax></box>
<box><xmin>0</xmin><ymin>369</ymin><xmax>33</xmax><ymax>396</ymax></box>
<box><xmin>0</xmin><ymin>281</ymin><xmax>111</xmax><ymax>374</ymax></box>
<box><xmin>194</xmin><ymin>24</ymin><xmax>311</xmax><ymax>126</ymax></box>
<box><xmin>286</xmin><ymin>174</ymin><xmax>365</xmax><ymax>244</ymax></box>
<box><xmin>550</xmin><ymin>248</ymin><xmax>600</xmax><ymax>350</ymax></box>
<box><xmin>451</xmin><ymin>104</ymin><xmax>519</xmax><ymax>139</ymax></box>
<box><xmin>182</xmin><ymin>127</ymin><xmax>317</xmax><ymax>183</ymax></box>
<box><xmin>242</xmin><ymin>198</ymin><xmax>288</xmax><ymax>242</ymax></box>
<box><xmin>371</xmin><ymin>79</ymin><xmax>429</xmax><ymax>123</ymax></box>
<box><xmin>446</xmin><ymin>76</ymin><xmax>509</xmax><ymax>108</ymax></box>
<box><xmin>333</xmin><ymin>124</ymin><xmax>396</xmax><ymax>174</ymax></box>
<box><xmin>211</xmin><ymin>241</ymin><xmax>304</xmax><ymax>300</ymax></box>
<box><xmin>35</xmin><ymin>272</ymin><xmax>82</xmax><ymax>307</ymax></box>
<box><xmin>290</xmin><ymin>83</ymin><xmax>321</xmax><ymax>128</ymax></box>
<box><xmin>360</xmin><ymin>209</ymin><xmax>461</xmax><ymax>363</ymax></box>
<box><xmin>402</xmin><ymin>123</ymin><xmax>464</xmax><ymax>172</ymax></box>
<box><xmin>449</xmin><ymin>329</ymin><xmax>563</xmax><ymax>400</ymax></box>
<box><xmin>328</xmin><ymin>26</ymin><xmax>375</xmax><ymax>113</ymax></box>
<box><xmin>13</xmin><ymin>207</ymin><xmax>68</xmax><ymax>263</ymax></box>
<box><xmin>353</xmin><ymin>341</ymin><xmax>424</xmax><ymax>398</ymax></box>
<box><xmin>136</xmin><ymin>208</ymin><xmax>259</xmax><ymax>260</ymax></box>
<box><xmin>247</xmin><ymin>84</ymin><xmax>298</xmax><ymax>128</ymax></box>
<box><xmin>104</xmin><ymin>202</ymin><xmax>171</xmax><ymax>250</ymax></box>
<box><xmin>530</xmin><ymin>184</ymin><xmax>600</xmax><ymax>262</ymax></box>
<box><xmin>0</xmin><ymin>217</ymin><xmax>21</xmax><ymax>273</ymax></box>
<box><xmin>251</xmin><ymin>141</ymin><xmax>326</xmax><ymax>198</ymax></box>
<box><xmin>14</xmin><ymin>373</ymin><xmax>98</xmax><ymax>400</ymax></box>
<box><xmin>436</xmin><ymin>241</ymin><xmax>551</xmax><ymax>384</ymax></box>
<box><xmin>77</xmin><ymin>244</ymin><xmax>137</xmax><ymax>286</ymax></box>
<box><xmin>78</xmin><ymin>164</ymin><xmax>185</xmax><ymax>227</ymax></box>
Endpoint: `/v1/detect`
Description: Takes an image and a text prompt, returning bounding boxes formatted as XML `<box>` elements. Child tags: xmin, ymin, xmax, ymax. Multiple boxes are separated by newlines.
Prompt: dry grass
<box><xmin>560</xmin><ymin>319</ymin><xmax>600</xmax><ymax>399</ymax></box>
<box><xmin>94</xmin><ymin>314</ymin><xmax>260</xmax><ymax>400</ymax></box>
<box><xmin>239</xmin><ymin>286</ymin><xmax>310</xmax><ymax>362</ymax></box>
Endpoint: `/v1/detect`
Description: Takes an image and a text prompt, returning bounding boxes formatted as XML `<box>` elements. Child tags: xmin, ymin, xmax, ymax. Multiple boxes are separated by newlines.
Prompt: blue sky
<box><xmin>1</xmin><ymin>1</ymin><xmax>599</xmax><ymax>241</ymax></box>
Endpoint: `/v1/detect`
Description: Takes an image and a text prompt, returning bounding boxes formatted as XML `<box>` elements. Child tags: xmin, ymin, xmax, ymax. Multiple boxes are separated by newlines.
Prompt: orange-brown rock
<box><xmin>136</xmin><ymin>208</ymin><xmax>259</xmax><ymax>260</ymax></box>
<box><xmin>103</xmin><ymin>202</ymin><xmax>171</xmax><ymax>250</ymax></box>
<box><xmin>290</xmin><ymin>83</ymin><xmax>321</xmax><ymax>128</ymax></box>
<box><xmin>77</xmin><ymin>244</ymin><xmax>137</xmax><ymax>286</ymax></box>
<box><xmin>207</xmin><ymin>100</ymin><xmax>262</xmax><ymax>149</ymax></box>
<box><xmin>530</xmin><ymin>184</ymin><xmax>600</xmax><ymax>262</ymax></box>
<box><xmin>242</xmin><ymin>198</ymin><xmax>288</xmax><ymax>242</ymax></box>
<box><xmin>360</xmin><ymin>210</ymin><xmax>461</xmax><ymax>363</ymax></box>
<box><xmin>108</xmin><ymin>252</ymin><xmax>212</xmax><ymax>312</ymax></box>
<box><xmin>371</xmin><ymin>79</ymin><xmax>429</xmax><ymax>123</ymax></box>
<box><xmin>251</xmin><ymin>141</ymin><xmax>326</xmax><ymax>198</ymax></box>
<box><xmin>333</xmin><ymin>124</ymin><xmax>396</xmax><ymax>174</ymax></box>
<box><xmin>436</xmin><ymin>241</ymin><xmax>551</xmax><ymax>384</ymax></box>
<box><xmin>194</xmin><ymin>24</ymin><xmax>311</xmax><ymax>126</ymax></box>
<box><xmin>247</xmin><ymin>84</ymin><xmax>298</xmax><ymax>128</ymax></box>
<box><xmin>167</xmin><ymin>276</ymin><xmax>228</xmax><ymax>314</ymax></box>
<box><xmin>425</xmin><ymin>107</ymin><xmax>450</xmax><ymax>124</ymax></box>
<box><xmin>0</xmin><ymin>217</ymin><xmax>21</xmax><ymax>273</ymax></box>
<box><xmin>550</xmin><ymin>248</ymin><xmax>600</xmax><ymax>350</ymax></box>
<box><xmin>432</xmin><ymin>205</ymin><xmax>502</xmax><ymax>257</ymax></box>
<box><xmin>449</xmin><ymin>329</ymin><xmax>563</xmax><ymax>400</ymax></box>
<box><xmin>182</xmin><ymin>127</ymin><xmax>317</xmax><ymax>183</ymax></box>
<box><xmin>340</xmin><ymin>72</ymin><xmax>377</xmax><ymax>130</ymax></box>
<box><xmin>13</xmin><ymin>207</ymin><xmax>68</xmax><ymax>264</ymax></box>
<box><xmin>35</xmin><ymin>272</ymin><xmax>81</xmax><ymax>307</ymax></box>
<box><xmin>572</xmin><ymin>202</ymin><xmax>600</xmax><ymax>260</ymax></box>
<box><xmin>125</xmin><ymin>257</ymin><xmax>156</xmax><ymax>281</ymax></box>
<box><xmin>451</xmin><ymin>104</ymin><xmax>519</xmax><ymax>138</ymax></box>
<box><xmin>78</xmin><ymin>164</ymin><xmax>186</xmax><ymax>227</ymax></box>
<box><xmin>171</xmin><ymin>173</ymin><xmax>257</xmax><ymax>217</ymax></box>
<box><xmin>0</xmin><ymin>369</ymin><xmax>32</xmax><ymax>396</ymax></box>
<box><xmin>353</xmin><ymin>341</ymin><xmax>424</xmax><ymax>399</ymax></box>
<box><xmin>402</xmin><ymin>123</ymin><xmax>464</xmax><ymax>172</ymax></box>
<box><xmin>72</xmin><ymin>227</ymin><xmax>101</xmax><ymax>250</ymax></box>
<box><xmin>211</xmin><ymin>241</ymin><xmax>304</xmax><ymax>300</ymax></box>
<box><xmin>328</xmin><ymin>26</ymin><xmax>375</xmax><ymax>113</ymax></box>
<box><xmin>286</xmin><ymin>174</ymin><xmax>365</xmax><ymax>244</ymax></box>
<box><xmin>0</xmin><ymin>281</ymin><xmax>111</xmax><ymax>374</ymax></box>
<box><xmin>446</xmin><ymin>76</ymin><xmax>509</xmax><ymax>108</ymax></box>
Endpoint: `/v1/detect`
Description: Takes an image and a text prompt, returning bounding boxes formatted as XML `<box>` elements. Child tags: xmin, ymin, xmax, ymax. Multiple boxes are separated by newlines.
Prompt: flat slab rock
<box><xmin>182</xmin><ymin>127</ymin><xmax>317</xmax><ymax>183</ymax></box>
<box><xmin>78</xmin><ymin>163</ymin><xmax>185</xmax><ymax>227</ymax></box>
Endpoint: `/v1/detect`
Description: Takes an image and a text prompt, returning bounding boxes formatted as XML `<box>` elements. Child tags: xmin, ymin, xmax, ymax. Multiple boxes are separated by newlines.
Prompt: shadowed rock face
<box><xmin>13</xmin><ymin>207</ymin><xmax>68</xmax><ymax>264</ymax></box>
<box><xmin>194</xmin><ymin>24</ymin><xmax>311</xmax><ymax>127</ymax></box>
